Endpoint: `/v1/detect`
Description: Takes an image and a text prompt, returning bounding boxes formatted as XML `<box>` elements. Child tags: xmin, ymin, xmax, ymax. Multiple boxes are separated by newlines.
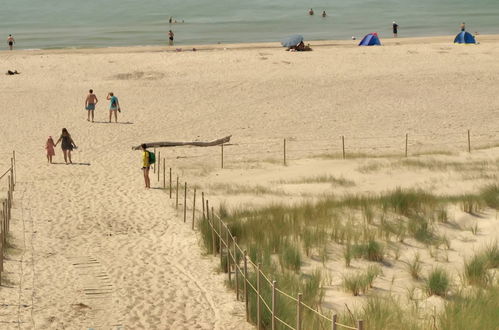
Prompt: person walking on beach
<box><xmin>7</xmin><ymin>35</ymin><xmax>15</xmax><ymax>50</ymax></box>
<box><xmin>461</xmin><ymin>22</ymin><xmax>466</xmax><ymax>31</ymax></box>
<box><xmin>141</xmin><ymin>144</ymin><xmax>151</xmax><ymax>188</ymax></box>
<box><xmin>106</xmin><ymin>92</ymin><xmax>120</xmax><ymax>123</ymax></box>
<box><xmin>54</xmin><ymin>128</ymin><xmax>77</xmax><ymax>164</ymax></box>
<box><xmin>45</xmin><ymin>136</ymin><xmax>55</xmax><ymax>164</ymax></box>
<box><xmin>168</xmin><ymin>30</ymin><xmax>174</xmax><ymax>46</ymax></box>
<box><xmin>308</xmin><ymin>8</ymin><xmax>314</xmax><ymax>15</ymax></box>
<box><xmin>393</xmin><ymin>21</ymin><xmax>399</xmax><ymax>37</ymax></box>
<box><xmin>85</xmin><ymin>89</ymin><xmax>98</xmax><ymax>122</ymax></box>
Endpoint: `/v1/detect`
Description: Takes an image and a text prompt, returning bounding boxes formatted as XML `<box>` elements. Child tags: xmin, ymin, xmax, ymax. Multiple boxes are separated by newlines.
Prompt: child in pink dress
<box><xmin>45</xmin><ymin>136</ymin><xmax>55</xmax><ymax>163</ymax></box>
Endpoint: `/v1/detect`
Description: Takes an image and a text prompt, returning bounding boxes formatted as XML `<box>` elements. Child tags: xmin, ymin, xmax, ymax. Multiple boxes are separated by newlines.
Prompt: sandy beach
<box><xmin>0</xmin><ymin>35</ymin><xmax>498</xmax><ymax>329</ymax></box>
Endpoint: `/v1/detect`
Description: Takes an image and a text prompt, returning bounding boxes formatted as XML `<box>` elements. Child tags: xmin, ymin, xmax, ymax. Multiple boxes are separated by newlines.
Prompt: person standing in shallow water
<box><xmin>461</xmin><ymin>22</ymin><xmax>466</xmax><ymax>31</ymax></box>
<box><xmin>54</xmin><ymin>128</ymin><xmax>77</xmax><ymax>164</ymax></box>
<box><xmin>393</xmin><ymin>21</ymin><xmax>399</xmax><ymax>37</ymax></box>
<box><xmin>168</xmin><ymin>30</ymin><xmax>174</xmax><ymax>46</ymax></box>
<box><xmin>308</xmin><ymin>8</ymin><xmax>314</xmax><ymax>15</ymax></box>
<box><xmin>141</xmin><ymin>144</ymin><xmax>151</xmax><ymax>189</ymax></box>
<box><xmin>85</xmin><ymin>89</ymin><xmax>98</xmax><ymax>122</ymax></box>
<box><xmin>7</xmin><ymin>35</ymin><xmax>15</xmax><ymax>50</ymax></box>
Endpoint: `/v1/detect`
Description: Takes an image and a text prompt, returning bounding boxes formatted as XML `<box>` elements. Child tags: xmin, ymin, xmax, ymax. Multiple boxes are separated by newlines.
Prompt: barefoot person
<box><xmin>106</xmin><ymin>92</ymin><xmax>120</xmax><ymax>123</ymax></box>
<box><xmin>141</xmin><ymin>144</ymin><xmax>151</xmax><ymax>188</ymax></box>
<box><xmin>85</xmin><ymin>89</ymin><xmax>98</xmax><ymax>122</ymax></box>
<box><xmin>54</xmin><ymin>128</ymin><xmax>77</xmax><ymax>164</ymax></box>
<box><xmin>392</xmin><ymin>21</ymin><xmax>399</xmax><ymax>37</ymax></box>
<box><xmin>7</xmin><ymin>35</ymin><xmax>15</xmax><ymax>50</ymax></box>
<box><xmin>168</xmin><ymin>30</ymin><xmax>174</xmax><ymax>46</ymax></box>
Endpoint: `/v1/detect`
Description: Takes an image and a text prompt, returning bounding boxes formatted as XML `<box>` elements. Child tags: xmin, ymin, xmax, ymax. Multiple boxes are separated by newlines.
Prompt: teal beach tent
<box><xmin>454</xmin><ymin>31</ymin><xmax>476</xmax><ymax>44</ymax></box>
<box><xmin>359</xmin><ymin>33</ymin><xmax>381</xmax><ymax>46</ymax></box>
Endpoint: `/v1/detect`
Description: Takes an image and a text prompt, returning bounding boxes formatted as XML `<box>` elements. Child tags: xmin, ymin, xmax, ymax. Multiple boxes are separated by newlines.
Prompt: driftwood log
<box><xmin>132</xmin><ymin>135</ymin><xmax>231</xmax><ymax>150</ymax></box>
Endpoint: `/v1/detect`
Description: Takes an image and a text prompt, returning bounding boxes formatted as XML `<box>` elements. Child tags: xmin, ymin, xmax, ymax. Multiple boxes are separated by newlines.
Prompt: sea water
<box><xmin>1</xmin><ymin>0</ymin><xmax>499</xmax><ymax>49</ymax></box>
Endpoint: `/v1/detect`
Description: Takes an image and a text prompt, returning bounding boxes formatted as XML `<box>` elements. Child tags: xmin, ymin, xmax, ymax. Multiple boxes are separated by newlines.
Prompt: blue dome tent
<box><xmin>454</xmin><ymin>31</ymin><xmax>476</xmax><ymax>44</ymax></box>
<box><xmin>359</xmin><ymin>33</ymin><xmax>381</xmax><ymax>46</ymax></box>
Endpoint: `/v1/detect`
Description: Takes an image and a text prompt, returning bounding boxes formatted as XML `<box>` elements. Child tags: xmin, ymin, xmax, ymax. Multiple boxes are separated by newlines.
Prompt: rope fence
<box><xmin>158</xmin><ymin>163</ymin><xmax>367</xmax><ymax>330</ymax></box>
<box><xmin>0</xmin><ymin>151</ymin><xmax>16</xmax><ymax>286</ymax></box>
<box><xmin>157</xmin><ymin>129</ymin><xmax>499</xmax><ymax>168</ymax></box>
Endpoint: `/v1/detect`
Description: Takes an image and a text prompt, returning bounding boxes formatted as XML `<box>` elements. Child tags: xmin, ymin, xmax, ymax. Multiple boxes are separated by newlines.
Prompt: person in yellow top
<box><xmin>141</xmin><ymin>144</ymin><xmax>151</xmax><ymax>188</ymax></box>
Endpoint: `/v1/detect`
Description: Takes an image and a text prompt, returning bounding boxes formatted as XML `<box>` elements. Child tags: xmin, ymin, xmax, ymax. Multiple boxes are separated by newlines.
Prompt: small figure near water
<box><xmin>54</xmin><ymin>128</ymin><xmax>77</xmax><ymax>164</ymax></box>
<box><xmin>393</xmin><ymin>21</ymin><xmax>399</xmax><ymax>38</ymax></box>
<box><xmin>461</xmin><ymin>22</ymin><xmax>466</xmax><ymax>31</ymax></box>
<box><xmin>308</xmin><ymin>8</ymin><xmax>314</xmax><ymax>16</ymax></box>
<box><xmin>168</xmin><ymin>30</ymin><xmax>174</xmax><ymax>46</ymax></box>
<box><xmin>322</xmin><ymin>10</ymin><xmax>327</xmax><ymax>17</ymax></box>
<box><xmin>141</xmin><ymin>144</ymin><xmax>151</xmax><ymax>189</ymax></box>
<box><xmin>107</xmin><ymin>92</ymin><xmax>120</xmax><ymax>123</ymax></box>
<box><xmin>169</xmin><ymin>16</ymin><xmax>173</xmax><ymax>24</ymax></box>
<box><xmin>7</xmin><ymin>34</ymin><xmax>15</xmax><ymax>50</ymax></box>
<box><xmin>45</xmin><ymin>136</ymin><xmax>55</xmax><ymax>164</ymax></box>
<box><xmin>85</xmin><ymin>89</ymin><xmax>98</xmax><ymax>122</ymax></box>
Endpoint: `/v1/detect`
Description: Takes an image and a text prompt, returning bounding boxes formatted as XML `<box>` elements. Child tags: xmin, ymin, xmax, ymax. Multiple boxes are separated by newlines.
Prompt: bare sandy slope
<box><xmin>0</xmin><ymin>35</ymin><xmax>498</xmax><ymax>329</ymax></box>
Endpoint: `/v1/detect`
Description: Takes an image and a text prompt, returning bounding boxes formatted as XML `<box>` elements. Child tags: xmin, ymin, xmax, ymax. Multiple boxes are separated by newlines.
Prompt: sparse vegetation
<box><xmin>425</xmin><ymin>267</ymin><xmax>450</xmax><ymax>297</ymax></box>
<box><xmin>406</xmin><ymin>253</ymin><xmax>423</xmax><ymax>280</ymax></box>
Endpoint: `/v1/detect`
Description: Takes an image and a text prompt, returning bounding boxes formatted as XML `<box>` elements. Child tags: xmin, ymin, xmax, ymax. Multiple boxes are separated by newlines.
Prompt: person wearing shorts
<box><xmin>85</xmin><ymin>89</ymin><xmax>98</xmax><ymax>122</ymax></box>
<box><xmin>7</xmin><ymin>35</ymin><xmax>15</xmax><ymax>50</ymax></box>
<box><xmin>141</xmin><ymin>144</ymin><xmax>151</xmax><ymax>188</ymax></box>
<box><xmin>106</xmin><ymin>92</ymin><xmax>120</xmax><ymax>123</ymax></box>
<box><xmin>168</xmin><ymin>30</ymin><xmax>174</xmax><ymax>46</ymax></box>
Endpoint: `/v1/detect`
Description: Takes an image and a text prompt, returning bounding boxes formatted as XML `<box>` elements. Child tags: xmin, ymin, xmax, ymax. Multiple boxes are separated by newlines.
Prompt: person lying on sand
<box><xmin>6</xmin><ymin>70</ymin><xmax>20</xmax><ymax>75</ymax></box>
<box><xmin>287</xmin><ymin>41</ymin><xmax>312</xmax><ymax>52</ymax></box>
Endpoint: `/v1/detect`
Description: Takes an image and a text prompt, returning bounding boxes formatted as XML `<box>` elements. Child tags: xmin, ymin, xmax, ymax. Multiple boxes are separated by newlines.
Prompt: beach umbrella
<box><xmin>281</xmin><ymin>35</ymin><xmax>304</xmax><ymax>47</ymax></box>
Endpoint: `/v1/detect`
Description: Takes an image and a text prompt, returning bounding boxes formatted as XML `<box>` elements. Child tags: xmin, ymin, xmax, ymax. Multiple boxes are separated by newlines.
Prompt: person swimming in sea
<box><xmin>308</xmin><ymin>8</ymin><xmax>314</xmax><ymax>15</ymax></box>
<box><xmin>322</xmin><ymin>10</ymin><xmax>327</xmax><ymax>17</ymax></box>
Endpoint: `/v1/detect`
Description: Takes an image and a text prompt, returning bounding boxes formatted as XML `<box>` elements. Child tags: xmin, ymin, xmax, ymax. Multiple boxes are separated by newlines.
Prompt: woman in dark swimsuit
<box><xmin>54</xmin><ymin>128</ymin><xmax>77</xmax><ymax>164</ymax></box>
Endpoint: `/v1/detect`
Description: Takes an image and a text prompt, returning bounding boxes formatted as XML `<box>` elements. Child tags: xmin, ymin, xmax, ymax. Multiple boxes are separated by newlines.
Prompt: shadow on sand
<box><xmin>51</xmin><ymin>162</ymin><xmax>91</xmax><ymax>166</ymax></box>
<box><xmin>91</xmin><ymin>121</ymin><xmax>134</xmax><ymax>125</ymax></box>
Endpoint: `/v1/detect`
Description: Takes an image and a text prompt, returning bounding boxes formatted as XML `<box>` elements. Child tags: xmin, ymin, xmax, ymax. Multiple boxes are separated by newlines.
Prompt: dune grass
<box><xmin>406</xmin><ymin>253</ymin><xmax>423</xmax><ymax>280</ymax></box>
<box><xmin>463</xmin><ymin>243</ymin><xmax>499</xmax><ymax>287</ymax></box>
<box><xmin>276</xmin><ymin>174</ymin><xmax>355</xmax><ymax>187</ymax></box>
<box><xmin>425</xmin><ymin>267</ymin><xmax>451</xmax><ymax>297</ymax></box>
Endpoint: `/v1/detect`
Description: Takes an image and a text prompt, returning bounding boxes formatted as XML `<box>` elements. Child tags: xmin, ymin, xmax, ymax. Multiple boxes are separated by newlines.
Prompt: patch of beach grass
<box><xmin>425</xmin><ymin>267</ymin><xmax>451</xmax><ymax>297</ymax></box>
<box><xmin>276</xmin><ymin>174</ymin><xmax>355</xmax><ymax>187</ymax></box>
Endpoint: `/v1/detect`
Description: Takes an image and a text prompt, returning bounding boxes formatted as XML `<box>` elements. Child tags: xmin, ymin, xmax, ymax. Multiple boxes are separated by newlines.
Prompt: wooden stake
<box><xmin>243</xmin><ymin>250</ymin><xmax>249</xmax><ymax>322</ymax></box>
<box><xmin>192</xmin><ymin>188</ymin><xmax>196</xmax><ymax>230</ymax></box>
<box><xmin>468</xmin><ymin>129</ymin><xmax>471</xmax><ymax>153</ymax></box>
<box><xmin>157</xmin><ymin>151</ymin><xmax>161</xmax><ymax>182</ymax></box>
<box><xmin>221</xmin><ymin>144</ymin><xmax>224</xmax><ymax>169</ymax></box>
<box><xmin>163</xmin><ymin>160</ymin><xmax>166</xmax><ymax>189</ymax></box>
<box><xmin>283</xmin><ymin>138</ymin><xmax>287</xmax><ymax>166</ymax></box>
<box><xmin>357</xmin><ymin>320</ymin><xmax>364</xmax><ymax>330</ymax></box>
<box><xmin>257</xmin><ymin>263</ymin><xmax>261</xmax><ymax>330</ymax></box>
<box><xmin>227</xmin><ymin>229</ymin><xmax>231</xmax><ymax>281</ymax></box>
<box><xmin>342</xmin><ymin>136</ymin><xmax>345</xmax><ymax>159</ymax></box>
<box><xmin>272</xmin><ymin>280</ymin><xmax>277</xmax><ymax>330</ymax></box>
<box><xmin>202</xmin><ymin>192</ymin><xmax>205</xmax><ymax>220</ymax></box>
<box><xmin>296</xmin><ymin>293</ymin><xmax>303</xmax><ymax>330</ymax></box>
<box><xmin>405</xmin><ymin>133</ymin><xmax>408</xmax><ymax>157</ymax></box>
<box><xmin>234</xmin><ymin>236</ymin><xmax>239</xmax><ymax>301</ymax></box>
<box><xmin>169</xmin><ymin>168</ymin><xmax>172</xmax><ymax>198</ymax></box>
<box><xmin>332</xmin><ymin>314</ymin><xmax>337</xmax><ymax>330</ymax></box>
<box><xmin>218</xmin><ymin>211</ymin><xmax>223</xmax><ymax>264</ymax></box>
<box><xmin>153</xmin><ymin>148</ymin><xmax>156</xmax><ymax>173</ymax></box>
<box><xmin>176</xmin><ymin>176</ymin><xmax>179</xmax><ymax>209</ymax></box>
<box><xmin>183</xmin><ymin>182</ymin><xmax>187</xmax><ymax>223</ymax></box>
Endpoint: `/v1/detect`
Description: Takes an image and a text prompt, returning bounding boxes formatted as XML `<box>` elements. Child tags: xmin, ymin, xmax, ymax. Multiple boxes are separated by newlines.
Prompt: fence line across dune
<box><xmin>158</xmin><ymin>129</ymin><xmax>499</xmax><ymax>169</ymax></box>
<box><xmin>0</xmin><ymin>151</ymin><xmax>16</xmax><ymax>286</ymax></box>
<box><xmin>161</xmin><ymin>165</ymin><xmax>366</xmax><ymax>330</ymax></box>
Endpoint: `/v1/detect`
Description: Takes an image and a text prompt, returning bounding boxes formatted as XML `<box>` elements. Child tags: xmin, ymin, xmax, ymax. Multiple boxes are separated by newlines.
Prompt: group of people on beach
<box><xmin>308</xmin><ymin>9</ymin><xmax>327</xmax><ymax>17</ymax></box>
<box><xmin>84</xmin><ymin>89</ymin><xmax>121</xmax><ymax>123</ymax></box>
<box><xmin>45</xmin><ymin>129</ymin><xmax>77</xmax><ymax>165</ymax></box>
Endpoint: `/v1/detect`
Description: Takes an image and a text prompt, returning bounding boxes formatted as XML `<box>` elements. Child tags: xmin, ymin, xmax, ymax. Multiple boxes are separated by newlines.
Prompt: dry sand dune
<box><xmin>0</xmin><ymin>35</ymin><xmax>498</xmax><ymax>329</ymax></box>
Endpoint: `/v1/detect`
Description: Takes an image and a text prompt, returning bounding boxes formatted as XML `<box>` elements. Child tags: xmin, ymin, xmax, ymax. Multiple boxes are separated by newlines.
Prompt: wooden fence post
<box><xmin>234</xmin><ymin>236</ymin><xmax>239</xmax><ymax>301</ymax></box>
<box><xmin>405</xmin><ymin>133</ymin><xmax>408</xmax><ymax>157</ymax></box>
<box><xmin>468</xmin><ymin>129</ymin><xmax>471</xmax><ymax>153</ymax></box>
<box><xmin>342</xmin><ymin>136</ymin><xmax>345</xmax><ymax>159</ymax></box>
<box><xmin>169</xmin><ymin>168</ymin><xmax>172</xmax><ymax>198</ymax></box>
<box><xmin>357</xmin><ymin>320</ymin><xmax>364</xmax><ymax>330</ymax></box>
<box><xmin>257</xmin><ymin>263</ymin><xmax>261</xmax><ymax>330</ymax></box>
<box><xmin>176</xmin><ymin>176</ymin><xmax>179</xmax><ymax>209</ymax></box>
<box><xmin>221</xmin><ymin>144</ymin><xmax>224</xmax><ymax>169</ymax></box>
<box><xmin>243</xmin><ymin>250</ymin><xmax>249</xmax><ymax>322</ymax></box>
<box><xmin>218</xmin><ymin>211</ymin><xmax>223</xmax><ymax>264</ymax></box>
<box><xmin>183</xmin><ymin>182</ymin><xmax>187</xmax><ymax>222</ymax></box>
<box><xmin>157</xmin><ymin>151</ymin><xmax>161</xmax><ymax>182</ymax></box>
<box><xmin>202</xmin><ymin>192</ymin><xmax>205</xmax><ymax>220</ymax></box>
<box><xmin>332</xmin><ymin>314</ymin><xmax>337</xmax><ymax>330</ymax></box>
<box><xmin>272</xmin><ymin>280</ymin><xmax>277</xmax><ymax>330</ymax></box>
<box><xmin>163</xmin><ymin>160</ymin><xmax>166</xmax><ymax>189</ymax></box>
<box><xmin>226</xmin><ymin>229</ymin><xmax>231</xmax><ymax>281</ymax></box>
<box><xmin>283</xmin><ymin>138</ymin><xmax>287</xmax><ymax>166</ymax></box>
<box><xmin>192</xmin><ymin>188</ymin><xmax>196</xmax><ymax>230</ymax></box>
<box><xmin>296</xmin><ymin>293</ymin><xmax>302</xmax><ymax>330</ymax></box>
<box><xmin>153</xmin><ymin>148</ymin><xmax>156</xmax><ymax>173</ymax></box>
<box><xmin>13</xmin><ymin>150</ymin><xmax>16</xmax><ymax>185</ymax></box>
